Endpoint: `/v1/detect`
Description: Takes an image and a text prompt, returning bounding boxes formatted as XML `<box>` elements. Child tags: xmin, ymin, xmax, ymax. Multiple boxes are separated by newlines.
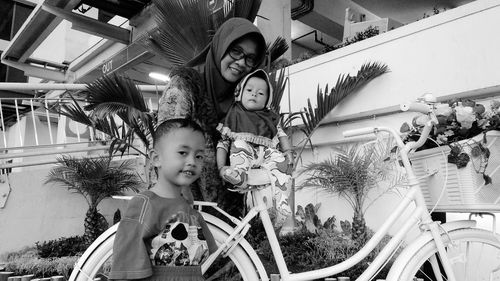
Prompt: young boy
<box><xmin>216</xmin><ymin>69</ymin><xmax>293</xmax><ymax>225</ymax></box>
<box><xmin>109</xmin><ymin>119</ymin><xmax>217</xmax><ymax>281</ymax></box>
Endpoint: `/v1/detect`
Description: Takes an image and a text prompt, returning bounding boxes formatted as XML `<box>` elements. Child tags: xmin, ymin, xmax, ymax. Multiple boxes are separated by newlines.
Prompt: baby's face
<box><xmin>241</xmin><ymin>77</ymin><xmax>268</xmax><ymax>111</ymax></box>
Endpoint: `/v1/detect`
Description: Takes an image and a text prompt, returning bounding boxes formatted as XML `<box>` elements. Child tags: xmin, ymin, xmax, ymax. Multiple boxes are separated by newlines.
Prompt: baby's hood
<box><xmin>234</xmin><ymin>69</ymin><xmax>273</xmax><ymax>109</ymax></box>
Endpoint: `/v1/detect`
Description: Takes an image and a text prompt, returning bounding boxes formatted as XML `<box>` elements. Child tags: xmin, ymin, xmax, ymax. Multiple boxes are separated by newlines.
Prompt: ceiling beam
<box><xmin>41</xmin><ymin>3</ymin><xmax>131</xmax><ymax>45</ymax></box>
<box><xmin>1</xmin><ymin>0</ymin><xmax>82</xmax><ymax>63</ymax></box>
<box><xmin>2</xmin><ymin>59</ymin><xmax>67</xmax><ymax>81</ymax></box>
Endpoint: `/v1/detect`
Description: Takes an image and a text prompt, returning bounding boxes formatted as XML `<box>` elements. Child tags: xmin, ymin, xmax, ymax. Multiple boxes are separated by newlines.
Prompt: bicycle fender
<box><xmin>202</xmin><ymin>212</ymin><xmax>269</xmax><ymax>281</ymax></box>
<box><xmin>385</xmin><ymin>220</ymin><xmax>476</xmax><ymax>281</ymax></box>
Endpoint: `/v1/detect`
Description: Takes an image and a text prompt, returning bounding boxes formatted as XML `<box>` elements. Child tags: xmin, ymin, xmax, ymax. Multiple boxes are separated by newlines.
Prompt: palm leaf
<box><xmin>144</xmin><ymin>0</ymin><xmax>262</xmax><ymax>67</ymax></box>
<box><xmin>83</xmin><ymin>74</ymin><xmax>155</xmax><ymax>151</ymax></box>
<box><xmin>266</xmin><ymin>36</ymin><xmax>289</xmax><ymax>68</ymax></box>
<box><xmin>145</xmin><ymin>0</ymin><xmax>213</xmax><ymax>66</ymax></box>
<box><xmin>290</xmin><ymin>62</ymin><xmax>389</xmax><ymax>169</ymax></box>
<box><xmin>269</xmin><ymin>68</ymin><xmax>288</xmax><ymax>113</ymax></box>
<box><xmin>84</xmin><ymin>74</ymin><xmax>149</xmax><ymax>114</ymax></box>
<box><xmin>301</xmin><ymin>139</ymin><xmax>404</xmax><ymax>216</ymax></box>
<box><xmin>301</xmin><ymin>62</ymin><xmax>389</xmax><ymax>136</ymax></box>
<box><xmin>48</xmin><ymin>75</ymin><xmax>154</xmax><ymax>156</ymax></box>
<box><xmin>46</xmin><ymin>155</ymin><xmax>142</xmax><ymax>209</ymax></box>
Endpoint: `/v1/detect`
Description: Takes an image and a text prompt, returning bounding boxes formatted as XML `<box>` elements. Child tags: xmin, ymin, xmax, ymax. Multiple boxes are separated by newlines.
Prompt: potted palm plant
<box><xmin>300</xmin><ymin>141</ymin><xmax>403</xmax><ymax>243</ymax></box>
<box><xmin>45</xmin><ymin>155</ymin><xmax>143</xmax><ymax>246</ymax></box>
<box><xmin>277</xmin><ymin>62</ymin><xmax>389</xmax><ymax>233</ymax></box>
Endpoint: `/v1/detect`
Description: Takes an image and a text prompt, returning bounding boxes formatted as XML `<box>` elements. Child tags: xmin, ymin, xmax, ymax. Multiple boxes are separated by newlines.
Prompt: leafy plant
<box><xmin>401</xmin><ymin>99</ymin><xmax>500</xmax><ymax>148</ymax></box>
<box><xmin>2</xmin><ymin>247</ymin><xmax>78</xmax><ymax>279</ymax></box>
<box><xmin>35</xmin><ymin>236</ymin><xmax>86</xmax><ymax>258</ymax></box>
<box><xmin>328</xmin><ymin>25</ymin><xmax>381</xmax><ymax>52</ymax></box>
<box><xmin>401</xmin><ymin>98</ymin><xmax>500</xmax><ymax>183</ymax></box>
<box><xmin>248</xmin><ymin>222</ymin><xmax>394</xmax><ymax>279</ymax></box>
<box><xmin>49</xmin><ymin>74</ymin><xmax>155</xmax><ymax>157</ymax></box>
<box><xmin>45</xmin><ymin>155</ymin><xmax>142</xmax><ymax>245</ymax></box>
<box><xmin>422</xmin><ymin>5</ymin><xmax>447</xmax><ymax>19</ymax></box>
<box><xmin>294</xmin><ymin>203</ymin><xmax>323</xmax><ymax>233</ymax></box>
<box><xmin>283</xmin><ymin>62</ymin><xmax>389</xmax><ymax>169</ymax></box>
<box><xmin>300</xmin><ymin>141</ymin><xmax>403</xmax><ymax>243</ymax></box>
<box><xmin>144</xmin><ymin>0</ymin><xmax>263</xmax><ymax>67</ymax></box>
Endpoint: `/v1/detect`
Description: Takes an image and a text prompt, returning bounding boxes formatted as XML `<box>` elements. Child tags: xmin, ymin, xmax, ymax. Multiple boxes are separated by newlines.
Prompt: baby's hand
<box><xmin>220</xmin><ymin>166</ymin><xmax>241</xmax><ymax>185</ymax></box>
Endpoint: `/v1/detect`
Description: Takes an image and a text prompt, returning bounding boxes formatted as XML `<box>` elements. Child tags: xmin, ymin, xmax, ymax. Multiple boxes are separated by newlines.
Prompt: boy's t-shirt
<box><xmin>109</xmin><ymin>190</ymin><xmax>217</xmax><ymax>280</ymax></box>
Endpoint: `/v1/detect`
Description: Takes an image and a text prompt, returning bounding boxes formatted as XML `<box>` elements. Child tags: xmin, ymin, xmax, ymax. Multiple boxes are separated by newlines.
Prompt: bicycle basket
<box><xmin>410</xmin><ymin>130</ymin><xmax>500</xmax><ymax>212</ymax></box>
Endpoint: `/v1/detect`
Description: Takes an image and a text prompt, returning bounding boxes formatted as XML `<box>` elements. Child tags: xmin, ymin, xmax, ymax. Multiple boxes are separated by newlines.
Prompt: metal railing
<box><xmin>0</xmin><ymin>83</ymin><xmax>165</xmax><ymax>170</ymax></box>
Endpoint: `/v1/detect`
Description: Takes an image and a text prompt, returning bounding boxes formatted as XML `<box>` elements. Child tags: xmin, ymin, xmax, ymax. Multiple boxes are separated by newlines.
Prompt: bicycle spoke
<box><xmin>397</xmin><ymin>229</ymin><xmax>500</xmax><ymax>281</ymax></box>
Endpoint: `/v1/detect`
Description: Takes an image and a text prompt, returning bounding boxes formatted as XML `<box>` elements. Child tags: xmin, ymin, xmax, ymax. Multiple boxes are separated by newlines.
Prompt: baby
<box><xmin>216</xmin><ymin>69</ymin><xmax>292</xmax><ymax>224</ymax></box>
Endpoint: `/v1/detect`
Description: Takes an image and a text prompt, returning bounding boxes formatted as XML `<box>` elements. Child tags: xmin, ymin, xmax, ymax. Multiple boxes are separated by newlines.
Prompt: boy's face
<box><xmin>151</xmin><ymin>128</ymin><xmax>205</xmax><ymax>190</ymax></box>
<box><xmin>241</xmin><ymin>77</ymin><xmax>268</xmax><ymax>111</ymax></box>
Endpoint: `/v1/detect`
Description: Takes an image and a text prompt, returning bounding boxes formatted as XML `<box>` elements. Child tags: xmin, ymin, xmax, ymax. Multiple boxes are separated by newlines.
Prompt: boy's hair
<box><xmin>153</xmin><ymin>118</ymin><xmax>204</xmax><ymax>148</ymax></box>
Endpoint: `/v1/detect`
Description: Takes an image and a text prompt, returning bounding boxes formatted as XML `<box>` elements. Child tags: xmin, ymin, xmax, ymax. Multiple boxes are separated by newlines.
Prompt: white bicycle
<box><xmin>69</xmin><ymin>99</ymin><xmax>500</xmax><ymax>281</ymax></box>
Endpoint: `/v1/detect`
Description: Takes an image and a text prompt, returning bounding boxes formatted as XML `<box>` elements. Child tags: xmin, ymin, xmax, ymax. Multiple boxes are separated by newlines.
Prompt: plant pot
<box><xmin>21</xmin><ymin>275</ymin><xmax>34</xmax><ymax>281</ymax></box>
<box><xmin>0</xmin><ymin>272</ymin><xmax>13</xmax><ymax>281</ymax></box>
<box><xmin>410</xmin><ymin>130</ymin><xmax>500</xmax><ymax>212</ymax></box>
<box><xmin>7</xmin><ymin>276</ymin><xmax>21</xmax><ymax>281</ymax></box>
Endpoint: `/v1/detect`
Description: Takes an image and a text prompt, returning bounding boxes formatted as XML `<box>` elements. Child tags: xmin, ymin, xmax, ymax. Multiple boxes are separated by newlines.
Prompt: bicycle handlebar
<box><xmin>342</xmin><ymin>102</ymin><xmax>437</xmax><ymax>138</ymax></box>
<box><xmin>343</xmin><ymin>99</ymin><xmax>438</xmax><ymax>152</ymax></box>
<box><xmin>400</xmin><ymin>102</ymin><xmax>432</xmax><ymax>114</ymax></box>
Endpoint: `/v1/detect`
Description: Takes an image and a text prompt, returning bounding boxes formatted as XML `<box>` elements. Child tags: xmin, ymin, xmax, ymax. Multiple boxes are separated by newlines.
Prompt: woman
<box><xmin>157</xmin><ymin>17</ymin><xmax>267</xmax><ymax>216</ymax></box>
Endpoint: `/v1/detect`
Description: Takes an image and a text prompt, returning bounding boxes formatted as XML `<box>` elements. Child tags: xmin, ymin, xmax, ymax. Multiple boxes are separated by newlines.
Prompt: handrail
<box><xmin>0</xmin><ymin>95</ymin><xmax>150</xmax><ymax>168</ymax></box>
<box><xmin>0</xmin><ymin>83</ymin><xmax>166</xmax><ymax>91</ymax></box>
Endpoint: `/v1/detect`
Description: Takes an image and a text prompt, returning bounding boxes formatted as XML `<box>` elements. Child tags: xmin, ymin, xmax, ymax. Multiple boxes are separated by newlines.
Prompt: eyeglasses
<box><xmin>227</xmin><ymin>47</ymin><xmax>258</xmax><ymax>68</ymax></box>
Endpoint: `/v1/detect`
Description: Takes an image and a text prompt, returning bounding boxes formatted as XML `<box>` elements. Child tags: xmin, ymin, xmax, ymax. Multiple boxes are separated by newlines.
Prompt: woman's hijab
<box><xmin>204</xmin><ymin>18</ymin><xmax>266</xmax><ymax>118</ymax></box>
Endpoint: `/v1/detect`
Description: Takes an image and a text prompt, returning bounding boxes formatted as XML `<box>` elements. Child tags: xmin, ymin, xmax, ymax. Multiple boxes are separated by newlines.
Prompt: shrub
<box><xmin>0</xmin><ymin>246</ymin><xmax>38</xmax><ymax>261</ymax></box>
<box><xmin>2</xmin><ymin>247</ymin><xmax>79</xmax><ymax>279</ymax></box>
<box><xmin>247</xmin><ymin>219</ymin><xmax>394</xmax><ymax>280</ymax></box>
<box><xmin>36</xmin><ymin>236</ymin><xmax>87</xmax><ymax>258</ymax></box>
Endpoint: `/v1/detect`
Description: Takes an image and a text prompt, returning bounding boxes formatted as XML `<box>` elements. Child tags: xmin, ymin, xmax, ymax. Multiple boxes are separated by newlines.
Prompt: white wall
<box><xmin>285</xmin><ymin>0</ymin><xmax>500</xmax><ymax>236</ymax></box>
<box><xmin>0</xmin><ymin>167</ymin><xmax>132</xmax><ymax>254</ymax></box>
<box><xmin>283</xmin><ymin>0</ymin><xmax>500</xmax><ymax>133</ymax></box>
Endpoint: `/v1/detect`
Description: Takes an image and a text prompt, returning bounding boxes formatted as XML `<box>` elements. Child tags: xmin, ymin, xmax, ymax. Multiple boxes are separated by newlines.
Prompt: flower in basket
<box><xmin>400</xmin><ymin>98</ymin><xmax>500</xmax><ymax>184</ymax></box>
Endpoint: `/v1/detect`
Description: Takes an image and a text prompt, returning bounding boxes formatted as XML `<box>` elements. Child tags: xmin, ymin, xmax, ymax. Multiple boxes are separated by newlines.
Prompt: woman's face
<box><xmin>220</xmin><ymin>38</ymin><xmax>258</xmax><ymax>83</ymax></box>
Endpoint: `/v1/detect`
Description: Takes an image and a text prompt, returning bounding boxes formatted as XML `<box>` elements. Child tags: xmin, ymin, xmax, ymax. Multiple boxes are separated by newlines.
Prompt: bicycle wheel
<box><xmin>396</xmin><ymin>228</ymin><xmax>500</xmax><ymax>281</ymax></box>
<box><xmin>69</xmin><ymin>220</ymin><xmax>263</xmax><ymax>281</ymax></box>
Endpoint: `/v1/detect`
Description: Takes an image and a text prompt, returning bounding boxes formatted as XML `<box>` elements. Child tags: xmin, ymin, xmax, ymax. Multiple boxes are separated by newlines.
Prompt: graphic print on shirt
<box><xmin>150</xmin><ymin>212</ymin><xmax>210</xmax><ymax>266</ymax></box>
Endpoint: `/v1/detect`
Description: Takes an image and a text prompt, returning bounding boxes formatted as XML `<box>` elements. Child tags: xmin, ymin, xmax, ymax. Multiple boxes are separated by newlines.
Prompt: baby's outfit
<box><xmin>217</xmin><ymin>69</ymin><xmax>292</xmax><ymax>226</ymax></box>
<box><xmin>109</xmin><ymin>191</ymin><xmax>217</xmax><ymax>281</ymax></box>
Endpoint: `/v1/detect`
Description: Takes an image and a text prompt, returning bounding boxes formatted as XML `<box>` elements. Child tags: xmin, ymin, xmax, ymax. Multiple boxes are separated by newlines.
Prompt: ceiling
<box><xmin>0</xmin><ymin>0</ymin><xmax>476</xmax><ymax>127</ymax></box>
<box><xmin>1</xmin><ymin>0</ymin><xmax>476</xmax><ymax>94</ymax></box>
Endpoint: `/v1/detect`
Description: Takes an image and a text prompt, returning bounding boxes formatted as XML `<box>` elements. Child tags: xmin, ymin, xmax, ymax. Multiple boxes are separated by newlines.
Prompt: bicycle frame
<box><xmin>202</xmin><ymin>107</ymin><xmax>467</xmax><ymax>281</ymax></box>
